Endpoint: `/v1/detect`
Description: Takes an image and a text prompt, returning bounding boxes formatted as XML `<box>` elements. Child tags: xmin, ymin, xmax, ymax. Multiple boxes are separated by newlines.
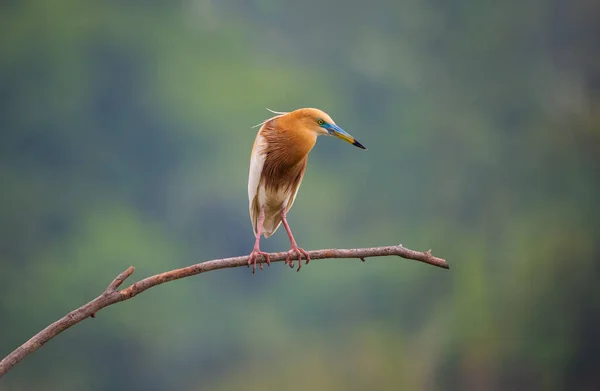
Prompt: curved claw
<box><xmin>285</xmin><ymin>246</ymin><xmax>311</xmax><ymax>272</ymax></box>
<box><xmin>247</xmin><ymin>249</ymin><xmax>271</xmax><ymax>274</ymax></box>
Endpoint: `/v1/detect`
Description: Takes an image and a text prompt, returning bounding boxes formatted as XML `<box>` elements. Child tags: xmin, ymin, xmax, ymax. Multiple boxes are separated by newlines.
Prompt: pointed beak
<box><xmin>326</xmin><ymin>124</ymin><xmax>367</xmax><ymax>150</ymax></box>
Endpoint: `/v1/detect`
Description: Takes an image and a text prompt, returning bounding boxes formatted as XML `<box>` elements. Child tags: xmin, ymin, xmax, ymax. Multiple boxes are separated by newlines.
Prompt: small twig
<box><xmin>106</xmin><ymin>266</ymin><xmax>135</xmax><ymax>292</ymax></box>
<box><xmin>0</xmin><ymin>244</ymin><xmax>448</xmax><ymax>377</ymax></box>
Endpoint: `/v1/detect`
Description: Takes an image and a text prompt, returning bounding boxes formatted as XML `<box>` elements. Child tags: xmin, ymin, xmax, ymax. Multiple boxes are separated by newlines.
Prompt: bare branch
<box><xmin>0</xmin><ymin>244</ymin><xmax>448</xmax><ymax>377</ymax></box>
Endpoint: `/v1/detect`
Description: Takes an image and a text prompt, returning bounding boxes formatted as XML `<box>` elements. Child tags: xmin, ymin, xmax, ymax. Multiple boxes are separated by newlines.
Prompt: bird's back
<box><xmin>248</xmin><ymin>113</ymin><xmax>316</xmax><ymax>237</ymax></box>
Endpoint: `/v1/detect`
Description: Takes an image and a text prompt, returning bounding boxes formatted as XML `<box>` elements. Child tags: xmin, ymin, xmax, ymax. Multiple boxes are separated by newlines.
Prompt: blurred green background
<box><xmin>1</xmin><ymin>1</ymin><xmax>599</xmax><ymax>390</ymax></box>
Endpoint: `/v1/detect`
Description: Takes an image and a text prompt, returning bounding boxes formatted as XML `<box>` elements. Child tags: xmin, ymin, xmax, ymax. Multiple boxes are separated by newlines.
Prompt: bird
<box><xmin>247</xmin><ymin>107</ymin><xmax>366</xmax><ymax>273</ymax></box>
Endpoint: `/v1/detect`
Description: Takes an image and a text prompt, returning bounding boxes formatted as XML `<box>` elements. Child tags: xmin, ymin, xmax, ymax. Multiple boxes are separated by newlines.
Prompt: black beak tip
<box><xmin>353</xmin><ymin>140</ymin><xmax>367</xmax><ymax>150</ymax></box>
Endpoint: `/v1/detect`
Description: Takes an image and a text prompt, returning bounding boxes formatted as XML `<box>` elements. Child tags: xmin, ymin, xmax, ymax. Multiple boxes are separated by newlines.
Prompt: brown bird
<box><xmin>247</xmin><ymin>108</ymin><xmax>366</xmax><ymax>273</ymax></box>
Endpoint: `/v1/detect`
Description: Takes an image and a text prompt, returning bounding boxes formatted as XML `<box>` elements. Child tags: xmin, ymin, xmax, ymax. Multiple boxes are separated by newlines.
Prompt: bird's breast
<box><xmin>261</xmin><ymin>153</ymin><xmax>307</xmax><ymax>193</ymax></box>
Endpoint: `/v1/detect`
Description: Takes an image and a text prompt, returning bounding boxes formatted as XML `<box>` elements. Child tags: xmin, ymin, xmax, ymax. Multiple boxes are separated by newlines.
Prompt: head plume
<box><xmin>251</xmin><ymin>108</ymin><xmax>290</xmax><ymax>128</ymax></box>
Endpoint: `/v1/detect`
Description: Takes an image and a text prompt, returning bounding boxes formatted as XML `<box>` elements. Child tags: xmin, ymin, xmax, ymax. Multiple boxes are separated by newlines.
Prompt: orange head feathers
<box><xmin>254</xmin><ymin>108</ymin><xmax>366</xmax><ymax>150</ymax></box>
<box><xmin>245</xmin><ymin>107</ymin><xmax>366</xmax><ymax>273</ymax></box>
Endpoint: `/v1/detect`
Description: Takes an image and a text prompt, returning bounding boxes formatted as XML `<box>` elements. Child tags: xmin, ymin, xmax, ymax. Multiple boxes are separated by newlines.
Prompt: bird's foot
<box><xmin>285</xmin><ymin>246</ymin><xmax>311</xmax><ymax>272</ymax></box>
<box><xmin>247</xmin><ymin>248</ymin><xmax>271</xmax><ymax>274</ymax></box>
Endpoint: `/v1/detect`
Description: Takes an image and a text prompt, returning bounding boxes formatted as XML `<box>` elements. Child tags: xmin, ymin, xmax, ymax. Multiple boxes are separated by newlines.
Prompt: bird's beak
<box><xmin>326</xmin><ymin>124</ymin><xmax>367</xmax><ymax>150</ymax></box>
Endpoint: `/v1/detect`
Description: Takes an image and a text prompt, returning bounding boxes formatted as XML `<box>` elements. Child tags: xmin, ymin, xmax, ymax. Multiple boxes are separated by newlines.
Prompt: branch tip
<box><xmin>106</xmin><ymin>266</ymin><xmax>135</xmax><ymax>292</ymax></box>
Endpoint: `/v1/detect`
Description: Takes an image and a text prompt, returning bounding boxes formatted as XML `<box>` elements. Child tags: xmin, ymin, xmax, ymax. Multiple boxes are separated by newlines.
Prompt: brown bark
<box><xmin>0</xmin><ymin>244</ymin><xmax>448</xmax><ymax>377</ymax></box>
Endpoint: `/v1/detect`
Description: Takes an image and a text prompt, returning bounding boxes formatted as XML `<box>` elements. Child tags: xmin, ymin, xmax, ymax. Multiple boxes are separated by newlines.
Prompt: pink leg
<box><xmin>247</xmin><ymin>206</ymin><xmax>271</xmax><ymax>274</ymax></box>
<box><xmin>281</xmin><ymin>208</ymin><xmax>311</xmax><ymax>272</ymax></box>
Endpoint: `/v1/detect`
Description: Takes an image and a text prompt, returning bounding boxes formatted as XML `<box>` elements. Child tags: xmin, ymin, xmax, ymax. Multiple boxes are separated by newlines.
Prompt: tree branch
<box><xmin>0</xmin><ymin>244</ymin><xmax>448</xmax><ymax>378</ymax></box>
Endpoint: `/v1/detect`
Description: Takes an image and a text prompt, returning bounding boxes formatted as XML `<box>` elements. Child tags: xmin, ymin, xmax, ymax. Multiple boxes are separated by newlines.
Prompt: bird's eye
<box><xmin>317</xmin><ymin>118</ymin><xmax>325</xmax><ymax>126</ymax></box>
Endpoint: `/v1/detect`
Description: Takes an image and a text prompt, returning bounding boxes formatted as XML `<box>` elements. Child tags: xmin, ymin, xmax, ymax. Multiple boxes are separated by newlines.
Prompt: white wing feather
<box><xmin>248</xmin><ymin>134</ymin><xmax>266</xmax><ymax>206</ymax></box>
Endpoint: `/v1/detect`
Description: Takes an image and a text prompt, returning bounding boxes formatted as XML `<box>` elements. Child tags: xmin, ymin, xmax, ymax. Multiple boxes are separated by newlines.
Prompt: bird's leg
<box><xmin>248</xmin><ymin>206</ymin><xmax>271</xmax><ymax>274</ymax></box>
<box><xmin>280</xmin><ymin>207</ymin><xmax>311</xmax><ymax>271</ymax></box>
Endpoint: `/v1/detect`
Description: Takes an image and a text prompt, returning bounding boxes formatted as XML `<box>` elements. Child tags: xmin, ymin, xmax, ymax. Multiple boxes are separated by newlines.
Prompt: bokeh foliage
<box><xmin>1</xmin><ymin>1</ymin><xmax>599</xmax><ymax>390</ymax></box>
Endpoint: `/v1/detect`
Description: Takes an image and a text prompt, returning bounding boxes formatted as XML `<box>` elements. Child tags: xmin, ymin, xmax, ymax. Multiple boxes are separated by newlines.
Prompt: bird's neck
<box><xmin>267</xmin><ymin>119</ymin><xmax>317</xmax><ymax>166</ymax></box>
<box><xmin>286</xmin><ymin>130</ymin><xmax>316</xmax><ymax>164</ymax></box>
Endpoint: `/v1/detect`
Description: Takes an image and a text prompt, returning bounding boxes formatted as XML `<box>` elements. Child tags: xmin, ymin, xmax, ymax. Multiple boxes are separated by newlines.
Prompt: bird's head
<box><xmin>292</xmin><ymin>108</ymin><xmax>367</xmax><ymax>150</ymax></box>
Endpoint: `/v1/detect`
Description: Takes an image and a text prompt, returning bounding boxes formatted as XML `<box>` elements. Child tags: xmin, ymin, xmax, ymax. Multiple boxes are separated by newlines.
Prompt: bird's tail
<box><xmin>250</xmin><ymin>197</ymin><xmax>282</xmax><ymax>238</ymax></box>
<box><xmin>262</xmin><ymin>215</ymin><xmax>282</xmax><ymax>238</ymax></box>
